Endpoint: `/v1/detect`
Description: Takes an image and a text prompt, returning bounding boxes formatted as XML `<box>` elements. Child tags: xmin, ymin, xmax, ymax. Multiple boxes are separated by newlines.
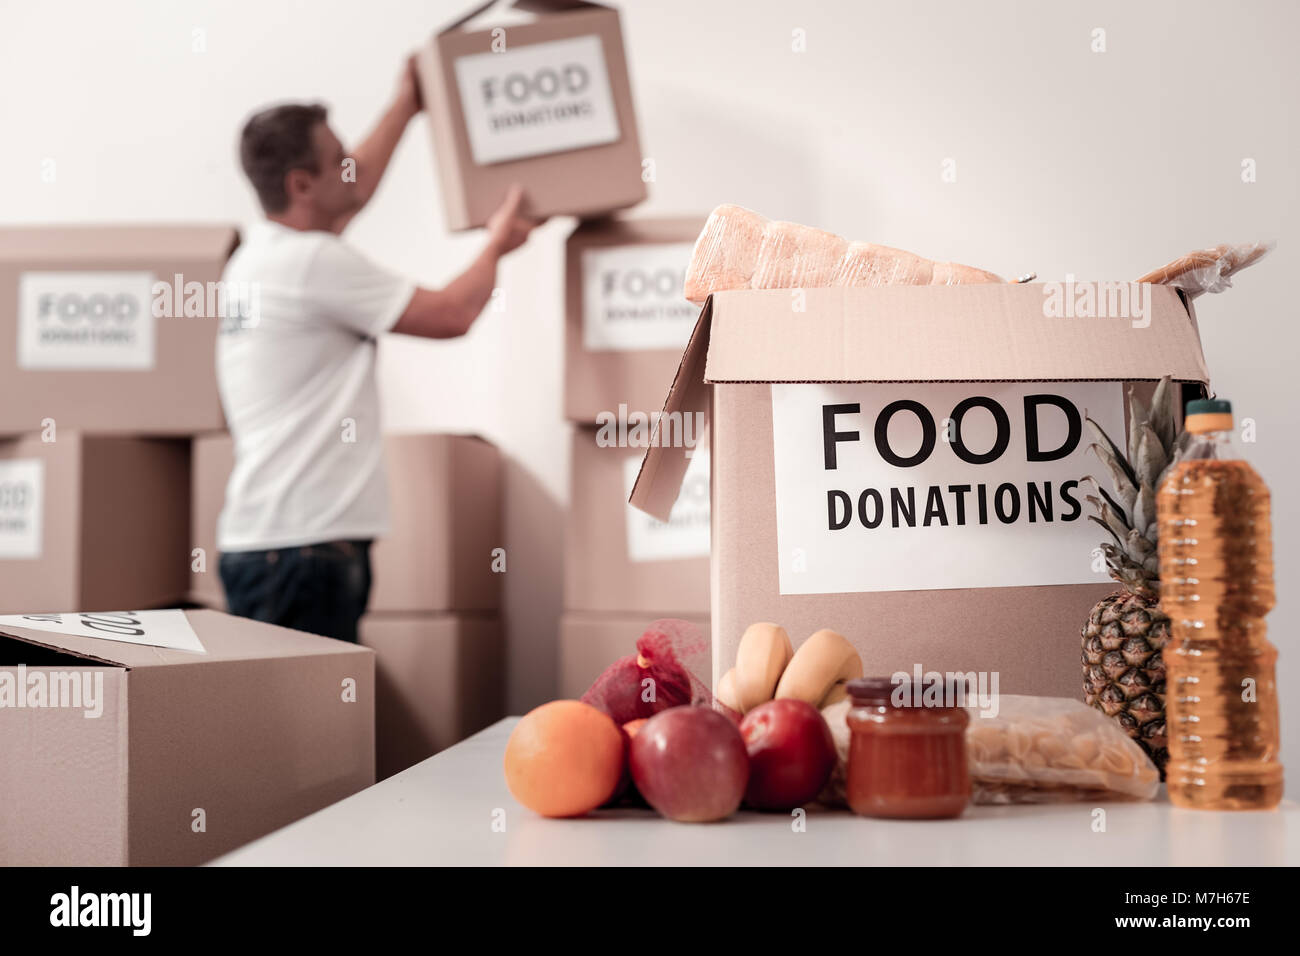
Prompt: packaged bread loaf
<box><xmin>965</xmin><ymin>695</ymin><xmax>1159</xmax><ymax>804</ymax></box>
<box><xmin>685</xmin><ymin>204</ymin><xmax>1005</xmax><ymax>303</ymax></box>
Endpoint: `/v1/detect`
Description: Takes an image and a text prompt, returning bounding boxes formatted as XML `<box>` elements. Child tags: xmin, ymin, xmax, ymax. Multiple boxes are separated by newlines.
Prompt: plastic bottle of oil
<box><xmin>1158</xmin><ymin>398</ymin><xmax>1281</xmax><ymax>810</ymax></box>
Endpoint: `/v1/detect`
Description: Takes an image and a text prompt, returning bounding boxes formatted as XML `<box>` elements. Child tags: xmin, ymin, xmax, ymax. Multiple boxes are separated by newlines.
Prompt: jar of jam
<box><xmin>845</xmin><ymin>677</ymin><xmax>971</xmax><ymax>819</ymax></box>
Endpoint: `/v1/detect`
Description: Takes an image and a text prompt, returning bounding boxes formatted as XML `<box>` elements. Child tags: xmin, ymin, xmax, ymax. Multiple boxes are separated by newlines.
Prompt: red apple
<box><xmin>740</xmin><ymin>699</ymin><xmax>836</xmax><ymax>810</ymax></box>
<box><xmin>629</xmin><ymin>706</ymin><xmax>749</xmax><ymax>822</ymax></box>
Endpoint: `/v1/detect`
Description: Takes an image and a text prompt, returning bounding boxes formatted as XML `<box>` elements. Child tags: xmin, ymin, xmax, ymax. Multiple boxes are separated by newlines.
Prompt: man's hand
<box><xmin>396</xmin><ymin>54</ymin><xmax>422</xmax><ymax>121</ymax></box>
<box><xmin>487</xmin><ymin>185</ymin><xmax>542</xmax><ymax>256</ymax></box>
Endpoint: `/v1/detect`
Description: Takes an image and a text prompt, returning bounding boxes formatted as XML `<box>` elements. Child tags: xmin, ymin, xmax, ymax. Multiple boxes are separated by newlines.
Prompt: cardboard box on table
<box><xmin>0</xmin><ymin>224</ymin><xmax>236</xmax><ymax>435</ymax></box>
<box><xmin>415</xmin><ymin>0</ymin><xmax>646</xmax><ymax>231</ymax></box>
<box><xmin>360</xmin><ymin>613</ymin><xmax>504</xmax><ymax>779</ymax></box>
<box><xmin>0</xmin><ymin>608</ymin><xmax>374</xmax><ymax>866</ymax></box>
<box><xmin>190</xmin><ymin>433</ymin><xmax>502</xmax><ymax>613</ymax></box>
<box><xmin>566</xmin><ymin>425</ymin><xmax>710</xmax><ymax>617</ymax></box>
<box><xmin>559</xmin><ymin>610</ymin><xmax>709</xmax><ymax>698</ymax></box>
<box><xmin>630</xmin><ymin>283</ymin><xmax>1210</xmax><ymax>697</ymax></box>
<box><xmin>0</xmin><ymin>434</ymin><xmax>190</xmax><ymax>615</ymax></box>
<box><xmin>564</xmin><ymin>216</ymin><xmax>706</xmax><ymax>424</ymax></box>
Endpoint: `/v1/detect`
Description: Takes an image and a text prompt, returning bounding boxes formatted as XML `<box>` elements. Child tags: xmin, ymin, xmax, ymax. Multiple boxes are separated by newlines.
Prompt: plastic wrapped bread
<box><xmin>752</xmin><ymin>221</ymin><xmax>849</xmax><ymax>290</ymax></box>
<box><xmin>684</xmin><ymin>203</ymin><xmax>766</xmax><ymax>299</ymax></box>
<box><xmin>1136</xmin><ymin>240</ymin><xmax>1274</xmax><ymax>298</ymax></box>
<box><xmin>684</xmin><ymin>204</ymin><xmax>1004</xmax><ymax>303</ymax></box>
<box><xmin>833</xmin><ymin>242</ymin><xmax>933</xmax><ymax>287</ymax></box>
<box><xmin>965</xmin><ymin>696</ymin><xmax>1159</xmax><ymax>804</ymax></box>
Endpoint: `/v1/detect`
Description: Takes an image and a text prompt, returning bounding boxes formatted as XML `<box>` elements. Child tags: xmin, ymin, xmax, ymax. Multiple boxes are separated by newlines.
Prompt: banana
<box><xmin>775</xmin><ymin>629</ymin><xmax>863</xmax><ymax>708</ymax></box>
<box><xmin>733</xmin><ymin>622</ymin><xmax>793</xmax><ymax>713</ymax></box>
<box><xmin>715</xmin><ymin>667</ymin><xmax>743</xmax><ymax>713</ymax></box>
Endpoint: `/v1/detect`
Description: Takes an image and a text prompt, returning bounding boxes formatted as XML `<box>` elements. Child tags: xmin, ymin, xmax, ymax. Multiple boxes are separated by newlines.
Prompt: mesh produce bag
<box><xmin>581</xmin><ymin>618</ymin><xmax>714</xmax><ymax>725</ymax></box>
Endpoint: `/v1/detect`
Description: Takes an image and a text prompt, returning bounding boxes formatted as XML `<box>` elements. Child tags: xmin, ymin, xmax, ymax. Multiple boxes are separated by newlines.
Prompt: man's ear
<box><xmin>285</xmin><ymin>168</ymin><xmax>314</xmax><ymax>201</ymax></box>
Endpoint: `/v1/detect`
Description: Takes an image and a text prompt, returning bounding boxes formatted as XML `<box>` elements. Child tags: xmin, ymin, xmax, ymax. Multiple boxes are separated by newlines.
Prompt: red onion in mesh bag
<box><xmin>581</xmin><ymin>619</ymin><xmax>713</xmax><ymax>724</ymax></box>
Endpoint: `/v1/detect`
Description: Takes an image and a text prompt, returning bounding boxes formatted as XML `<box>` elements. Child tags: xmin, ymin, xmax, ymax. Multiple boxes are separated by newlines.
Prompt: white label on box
<box><xmin>582</xmin><ymin>242</ymin><xmax>697</xmax><ymax>351</ymax></box>
<box><xmin>0</xmin><ymin>609</ymin><xmax>206</xmax><ymax>653</ymax></box>
<box><xmin>623</xmin><ymin>449</ymin><xmax>710</xmax><ymax>562</ymax></box>
<box><xmin>770</xmin><ymin>381</ymin><xmax>1126</xmax><ymax>594</ymax></box>
<box><xmin>454</xmin><ymin>34</ymin><xmax>621</xmax><ymax>165</ymax></box>
<box><xmin>17</xmin><ymin>271</ymin><xmax>156</xmax><ymax>370</ymax></box>
<box><xmin>0</xmin><ymin>459</ymin><xmax>43</xmax><ymax>559</ymax></box>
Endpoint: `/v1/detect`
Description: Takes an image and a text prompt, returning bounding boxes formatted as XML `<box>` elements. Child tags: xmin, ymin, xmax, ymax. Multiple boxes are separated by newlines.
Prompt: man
<box><xmin>217</xmin><ymin>59</ymin><xmax>539</xmax><ymax>642</ymax></box>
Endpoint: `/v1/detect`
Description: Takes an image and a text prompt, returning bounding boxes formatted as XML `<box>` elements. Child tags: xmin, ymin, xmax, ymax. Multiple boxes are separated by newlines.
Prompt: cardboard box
<box><xmin>0</xmin><ymin>608</ymin><xmax>374</xmax><ymax>865</ymax></box>
<box><xmin>360</xmin><ymin>612</ymin><xmax>504</xmax><ymax>779</ymax></box>
<box><xmin>567</xmin><ymin>425</ymin><xmax>709</xmax><ymax>616</ymax></box>
<box><xmin>416</xmin><ymin>1</ymin><xmax>647</xmax><ymax>231</ymax></box>
<box><xmin>0</xmin><ymin>224</ymin><xmax>237</xmax><ymax>435</ymax></box>
<box><xmin>0</xmin><ymin>434</ymin><xmax>190</xmax><ymax>615</ymax></box>
<box><xmin>190</xmin><ymin>432</ymin><xmax>502</xmax><ymax>613</ymax></box>
<box><xmin>558</xmin><ymin>610</ymin><xmax>709</xmax><ymax>698</ymax></box>
<box><xmin>565</xmin><ymin>216</ymin><xmax>706</xmax><ymax>423</ymax></box>
<box><xmin>631</xmin><ymin>283</ymin><xmax>1211</xmax><ymax>696</ymax></box>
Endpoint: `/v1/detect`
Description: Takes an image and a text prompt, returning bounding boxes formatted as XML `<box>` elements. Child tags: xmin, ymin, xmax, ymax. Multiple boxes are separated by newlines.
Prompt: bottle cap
<box><xmin>1185</xmin><ymin>397</ymin><xmax>1233</xmax><ymax>434</ymax></box>
<box><xmin>1186</xmin><ymin>398</ymin><xmax>1232</xmax><ymax>415</ymax></box>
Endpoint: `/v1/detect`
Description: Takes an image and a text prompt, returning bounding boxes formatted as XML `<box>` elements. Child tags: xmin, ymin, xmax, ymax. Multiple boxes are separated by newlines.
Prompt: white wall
<box><xmin>4</xmin><ymin>0</ymin><xmax>1297</xmax><ymax>788</ymax></box>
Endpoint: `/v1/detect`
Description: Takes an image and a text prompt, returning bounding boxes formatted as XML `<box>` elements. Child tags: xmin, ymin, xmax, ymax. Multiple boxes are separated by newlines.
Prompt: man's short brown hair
<box><xmin>239</xmin><ymin>103</ymin><xmax>328</xmax><ymax>213</ymax></box>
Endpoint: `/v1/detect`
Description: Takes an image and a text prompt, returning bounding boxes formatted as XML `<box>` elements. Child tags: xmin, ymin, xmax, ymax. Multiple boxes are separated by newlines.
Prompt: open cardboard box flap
<box><xmin>630</xmin><ymin>283</ymin><xmax>1209</xmax><ymax>521</ymax></box>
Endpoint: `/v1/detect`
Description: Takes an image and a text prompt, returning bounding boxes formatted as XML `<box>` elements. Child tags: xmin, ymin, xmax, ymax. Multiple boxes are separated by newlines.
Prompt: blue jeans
<box><xmin>219</xmin><ymin>540</ymin><xmax>372</xmax><ymax>643</ymax></box>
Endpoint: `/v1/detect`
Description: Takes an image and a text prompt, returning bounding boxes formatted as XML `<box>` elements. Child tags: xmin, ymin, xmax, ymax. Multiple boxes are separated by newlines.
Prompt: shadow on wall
<box><xmin>502</xmin><ymin>453</ymin><xmax>564</xmax><ymax>713</ymax></box>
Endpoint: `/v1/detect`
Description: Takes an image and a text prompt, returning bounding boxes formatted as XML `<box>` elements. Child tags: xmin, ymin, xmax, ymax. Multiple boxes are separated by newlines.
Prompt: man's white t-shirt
<box><xmin>216</xmin><ymin>220</ymin><xmax>414</xmax><ymax>552</ymax></box>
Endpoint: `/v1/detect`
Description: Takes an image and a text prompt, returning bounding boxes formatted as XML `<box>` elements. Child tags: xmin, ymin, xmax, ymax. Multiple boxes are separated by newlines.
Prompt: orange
<box><xmin>622</xmin><ymin>718</ymin><xmax>649</xmax><ymax>739</ymax></box>
<box><xmin>504</xmin><ymin>700</ymin><xmax>625</xmax><ymax>817</ymax></box>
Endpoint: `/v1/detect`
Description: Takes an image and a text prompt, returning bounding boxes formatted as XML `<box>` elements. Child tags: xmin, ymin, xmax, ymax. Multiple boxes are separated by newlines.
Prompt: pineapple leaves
<box><xmin>1087</xmin><ymin>514</ymin><xmax>1124</xmax><ymax>549</ymax></box>
<box><xmin>1148</xmin><ymin>376</ymin><xmax>1179</xmax><ymax>455</ymax></box>
<box><xmin>1134</xmin><ymin>424</ymin><xmax>1169</xmax><ymax>487</ymax></box>
<box><xmin>1086</xmin><ymin>416</ymin><xmax>1139</xmax><ymax>513</ymax></box>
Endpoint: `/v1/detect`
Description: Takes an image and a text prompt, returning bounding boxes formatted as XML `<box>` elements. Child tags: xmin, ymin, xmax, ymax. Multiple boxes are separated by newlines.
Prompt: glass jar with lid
<box><xmin>845</xmin><ymin>676</ymin><xmax>971</xmax><ymax>820</ymax></box>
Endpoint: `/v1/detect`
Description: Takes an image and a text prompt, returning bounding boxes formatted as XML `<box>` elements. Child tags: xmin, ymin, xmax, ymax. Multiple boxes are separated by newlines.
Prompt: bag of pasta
<box><xmin>965</xmin><ymin>695</ymin><xmax>1159</xmax><ymax>804</ymax></box>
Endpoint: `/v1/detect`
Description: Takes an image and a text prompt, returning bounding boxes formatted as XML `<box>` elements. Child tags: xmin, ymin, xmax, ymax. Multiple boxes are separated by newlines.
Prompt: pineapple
<box><xmin>1081</xmin><ymin>376</ymin><xmax>1185</xmax><ymax>774</ymax></box>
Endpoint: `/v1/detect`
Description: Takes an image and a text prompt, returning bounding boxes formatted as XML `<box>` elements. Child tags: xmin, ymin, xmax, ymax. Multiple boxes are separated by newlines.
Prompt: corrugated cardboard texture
<box><xmin>564</xmin><ymin>216</ymin><xmax>706</xmax><ymax>423</ymax></box>
<box><xmin>0</xmin><ymin>434</ymin><xmax>190</xmax><ymax>614</ymax></box>
<box><xmin>0</xmin><ymin>224</ymin><xmax>235</xmax><ymax>435</ymax></box>
<box><xmin>0</xmin><ymin>644</ymin><xmax>128</xmax><ymax>865</ymax></box>
<box><xmin>558</xmin><ymin>610</ymin><xmax>710</xmax><ymax>698</ymax></box>
<box><xmin>0</xmin><ymin>609</ymin><xmax>374</xmax><ymax>866</ymax></box>
<box><xmin>566</xmin><ymin>426</ymin><xmax>710</xmax><ymax>615</ymax></box>
<box><xmin>703</xmin><ymin>284</ymin><xmax>1209</xmax><ymax>384</ymax></box>
<box><xmin>360</xmin><ymin>612</ymin><xmax>504</xmax><ymax>779</ymax></box>
<box><xmin>417</xmin><ymin>3</ymin><xmax>646</xmax><ymax>231</ymax></box>
<box><xmin>190</xmin><ymin>433</ymin><xmax>502</xmax><ymax>612</ymax></box>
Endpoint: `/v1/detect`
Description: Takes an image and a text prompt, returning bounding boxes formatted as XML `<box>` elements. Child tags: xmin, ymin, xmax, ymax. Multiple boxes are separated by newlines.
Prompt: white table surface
<box><xmin>212</xmin><ymin>718</ymin><xmax>1299</xmax><ymax>866</ymax></box>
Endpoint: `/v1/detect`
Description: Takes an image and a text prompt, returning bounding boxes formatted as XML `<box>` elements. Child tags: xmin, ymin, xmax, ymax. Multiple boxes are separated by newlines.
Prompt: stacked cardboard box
<box><xmin>560</xmin><ymin>217</ymin><xmax>712</xmax><ymax>695</ymax></box>
<box><xmin>0</xmin><ymin>224</ymin><xmax>236</xmax><ymax>615</ymax></box>
<box><xmin>0</xmin><ymin>226</ymin><xmax>376</xmax><ymax>865</ymax></box>
<box><xmin>191</xmin><ymin>431</ymin><xmax>505</xmax><ymax>778</ymax></box>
